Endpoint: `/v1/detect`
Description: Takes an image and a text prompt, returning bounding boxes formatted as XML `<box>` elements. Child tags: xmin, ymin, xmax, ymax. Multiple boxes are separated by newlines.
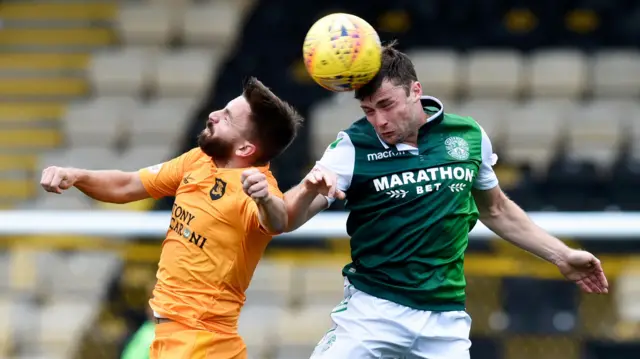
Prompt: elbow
<box><xmin>479</xmin><ymin>194</ymin><xmax>509</xmax><ymax>222</ymax></box>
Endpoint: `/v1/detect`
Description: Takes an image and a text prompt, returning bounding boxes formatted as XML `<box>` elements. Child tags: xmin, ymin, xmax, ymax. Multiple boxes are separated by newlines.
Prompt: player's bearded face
<box><xmin>197</xmin><ymin>124</ymin><xmax>235</xmax><ymax>161</ymax></box>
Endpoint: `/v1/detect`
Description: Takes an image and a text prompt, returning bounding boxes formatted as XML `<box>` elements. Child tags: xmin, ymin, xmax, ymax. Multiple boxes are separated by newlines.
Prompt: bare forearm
<box><xmin>284</xmin><ymin>184</ymin><xmax>325</xmax><ymax>232</ymax></box>
<box><xmin>256</xmin><ymin>195</ymin><xmax>287</xmax><ymax>234</ymax></box>
<box><xmin>74</xmin><ymin>169</ymin><xmax>144</xmax><ymax>204</ymax></box>
<box><xmin>480</xmin><ymin>197</ymin><xmax>571</xmax><ymax>264</ymax></box>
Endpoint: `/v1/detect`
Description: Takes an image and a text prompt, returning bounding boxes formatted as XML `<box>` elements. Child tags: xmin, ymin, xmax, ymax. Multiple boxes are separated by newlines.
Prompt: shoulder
<box><xmin>442</xmin><ymin>112</ymin><xmax>482</xmax><ymax>131</ymax></box>
<box><xmin>181</xmin><ymin>147</ymin><xmax>209</xmax><ymax>168</ymax></box>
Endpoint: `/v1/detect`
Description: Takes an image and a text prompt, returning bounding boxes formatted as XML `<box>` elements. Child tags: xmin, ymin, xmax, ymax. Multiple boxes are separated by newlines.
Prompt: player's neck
<box><xmin>212</xmin><ymin>157</ymin><xmax>251</xmax><ymax>169</ymax></box>
<box><xmin>404</xmin><ymin>110</ymin><xmax>429</xmax><ymax>147</ymax></box>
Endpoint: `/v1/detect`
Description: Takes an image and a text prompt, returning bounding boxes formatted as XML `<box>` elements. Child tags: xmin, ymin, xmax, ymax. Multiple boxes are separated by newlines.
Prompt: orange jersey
<box><xmin>138</xmin><ymin>148</ymin><xmax>282</xmax><ymax>334</ymax></box>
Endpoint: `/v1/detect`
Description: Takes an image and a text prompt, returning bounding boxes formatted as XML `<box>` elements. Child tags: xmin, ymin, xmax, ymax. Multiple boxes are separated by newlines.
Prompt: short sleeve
<box><xmin>316</xmin><ymin>131</ymin><xmax>356</xmax><ymax>204</ymax></box>
<box><xmin>138</xmin><ymin>148</ymin><xmax>199</xmax><ymax>199</ymax></box>
<box><xmin>241</xmin><ymin>172</ymin><xmax>283</xmax><ymax>235</ymax></box>
<box><xmin>473</xmin><ymin>126</ymin><xmax>499</xmax><ymax>190</ymax></box>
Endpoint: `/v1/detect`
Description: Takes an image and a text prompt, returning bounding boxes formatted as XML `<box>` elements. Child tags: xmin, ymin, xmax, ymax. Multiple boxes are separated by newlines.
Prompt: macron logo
<box><xmin>367</xmin><ymin>150</ymin><xmax>407</xmax><ymax>162</ymax></box>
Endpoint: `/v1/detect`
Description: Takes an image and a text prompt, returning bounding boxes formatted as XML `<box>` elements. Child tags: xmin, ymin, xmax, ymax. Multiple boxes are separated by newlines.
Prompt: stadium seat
<box><xmin>464</xmin><ymin>50</ymin><xmax>524</xmax><ymax>99</ymax></box>
<box><xmin>504</xmin><ymin>336</ymin><xmax>579</xmax><ymax>359</ymax></box>
<box><xmin>527</xmin><ymin>50</ymin><xmax>588</xmax><ymax>98</ymax></box>
<box><xmin>466</xmin><ymin>277</ymin><xmax>501</xmax><ymax>335</ymax></box>
<box><xmin>407</xmin><ymin>50</ymin><xmax>461</xmax><ymax>98</ymax></box>
<box><xmin>59</xmin><ymin>147</ymin><xmax>120</xmax><ymax>171</ymax></box>
<box><xmin>455</xmin><ymin>99</ymin><xmax>515</xmax><ymax>149</ymax></box>
<box><xmin>239</xmin><ymin>305</ymin><xmax>284</xmax><ymax>358</ymax></box>
<box><xmin>579</xmin><ymin>280</ymin><xmax>618</xmax><ymax>337</ymax></box>
<box><xmin>309</xmin><ymin>97</ymin><xmax>363</xmax><ymax>159</ymax></box>
<box><xmin>609</xmin><ymin>158</ymin><xmax>640</xmax><ymax>211</ymax></box>
<box><xmin>592</xmin><ymin>50</ymin><xmax>640</xmax><ymax>98</ymax></box>
<box><xmin>614</xmin><ymin>266</ymin><xmax>640</xmax><ymax>322</ymax></box>
<box><xmin>44</xmin><ymin>252</ymin><xmax>121</xmax><ymax>300</ymax></box>
<box><xmin>0</xmin><ymin>255</ymin><xmax>10</xmax><ymax>293</ymax></box>
<box><xmin>115</xmin><ymin>3</ymin><xmax>179</xmax><ymax>45</ymax></box>
<box><xmin>31</xmin><ymin>196</ymin><xmax>94</xmax><ymax>210</ymax></box>
<box><xmin>37</xmin><ymin>299</ymin><xmax>99</xmax><ymax>359</ymax></box>
<box><xmin>543</xmin><ymin>158</ymin><xmax>604</xmax><ymax>211</ymax></box>
<box><xmin>565</xmin><ymin>100</ymin><xmax>626</xmax><ymax>171</ymax></box>
<box><xmin>0</xmin><ymin>297</ymin><xmax>12</xmax><ymax>356</ymax></box>
<box><xmin>244</xmin><ymin>261</ymin><xmax>294</xmax><ymax>307</ymax></box>
<box><xmin>503</xmin><ymin>100</ymin><xmax>568</xmax><ymax>176</ymax></box>
<box><xmin>295</xmin><ymin>265</ymin><xmax>344</xmax><ymax>306</ymax></box>
<box><xmin>584</xmin><ymin>340</ymin><xmax>640</xmax><ymax>359</ymax></box>
<box><xmin>88</xmin><ymin>47</ymin><xmax>156</xmax><ymax>96</ymax></box>
<box><xmin>125</xmin><ymin>98</ymin><xmax>196</xmax><ymax>149</ymax></box>
<box><xmin>61</xmin><ymin>97</ymin><xmax>136</xmax><ymax>148</ymax></box>
<box><xmin>119</xmin><ymin>146</ymin><xmax>177</xmax><ymax>172</ymax></box>
<box><xmin>628</xmin><ymin>107</ymin><xmax>640</xmax><ymax>158</ymax></box>
<box><xmin>502</xmin><ymin>278</ymin><xmax>579</xmax><ymax>334</ymax></box>
<box><xmin>152</xmin><ymin>49</ymin><xmax>221</xmax><ymax>98</ymax></box>
<box><xmin>273</xmin><ymin>305</ymin><xmax>334</xmax><ymax>359</ymax></box>
<box><xmin>182</xmin><ymin>2</ymin><xmax>244</xmax><ymax>47</ymax></box>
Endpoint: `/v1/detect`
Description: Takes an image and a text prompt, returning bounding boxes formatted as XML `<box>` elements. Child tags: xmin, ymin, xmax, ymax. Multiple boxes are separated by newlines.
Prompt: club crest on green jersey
<box><xmin>445</xmin><ymin>136</ymin><xmax>470</xmax><ymax>161</ymax></box>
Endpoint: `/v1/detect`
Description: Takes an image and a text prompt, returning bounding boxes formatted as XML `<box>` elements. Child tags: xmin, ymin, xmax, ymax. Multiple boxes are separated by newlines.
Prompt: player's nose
<box><xmin>208</xmin><ymin>112</ymin><xmax>220</xmax><ymax>124</ymax></box>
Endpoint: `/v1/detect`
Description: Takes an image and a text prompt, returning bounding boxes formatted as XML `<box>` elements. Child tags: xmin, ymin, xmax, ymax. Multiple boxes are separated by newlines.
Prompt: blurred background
<box><xmin>0</xmin><ymin>0</ymin><xmax>639</xmax><ymax>358</ymax></box>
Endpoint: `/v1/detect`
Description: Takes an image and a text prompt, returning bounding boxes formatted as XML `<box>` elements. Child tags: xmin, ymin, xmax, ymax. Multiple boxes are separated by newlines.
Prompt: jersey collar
<box><xmin>375</xmin><ymin>95</ymin><xmax>445</xmax><ymax>151</ymax></box>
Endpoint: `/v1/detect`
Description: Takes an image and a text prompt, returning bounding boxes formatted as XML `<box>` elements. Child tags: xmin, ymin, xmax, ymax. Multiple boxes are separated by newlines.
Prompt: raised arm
<box><xmin>284</xmin><ymin>132</ymin><xmax>354</xmax><ymax>232</ymax></box>
<box><xmin>284</xmin><ymin>171</ymin><xmax>339</xmax><ymax>232</ymax></box>
<box><xmin>40</xmin><ymin>167</ymin><xmax>148</xmax><ymax>204</ymax></box>
<box><xmin>40</xmin><ymin>149</ymin><xmax>199</xmax><ymax>204</ymax></box>
<box><xmin>471</xmin><ymin>123</ymin><xmax>608</xmax><ymax>294</ymax></box>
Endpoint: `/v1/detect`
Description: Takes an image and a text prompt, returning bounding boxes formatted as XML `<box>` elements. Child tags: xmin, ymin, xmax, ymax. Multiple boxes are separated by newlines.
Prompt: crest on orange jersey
<box><xmin>209</xmin><ymin>178</ymin><xmax>227</xmax><ymax>200</ymax></box>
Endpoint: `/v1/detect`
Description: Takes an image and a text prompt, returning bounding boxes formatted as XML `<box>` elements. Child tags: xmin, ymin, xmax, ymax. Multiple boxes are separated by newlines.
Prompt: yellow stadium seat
<box><xmin>0</xmin><ymin>129</ymin><xmax>61</xmax><ymax>148</ymax></box>
<box><xmin>9</xmin><ymin>248</ymin><xmax>37</xmax><ymax>293</ymax></box>
<box><xmin>0</xmin><ymin>78</ymin><xmax>87</xmax><ymax>97</ymax></box>
<box><xmin>274</xmin><ymin>305</ymin><xmax>334</xmax><ymax>359</ymax></box>
<box><xmin>465</xmin><ymin>276</ymin><xmax>502</xmax><ymax>335</ymax></box>
<box><xmin>0</xmin><ymin>28</ymin><xmax>114</xmax><ymax>46</ymax></box>
<box><xmin>0</xmin><ymin>53</ymin><xmax>90</xmax><ymax>71</ymax></box>
<box><xmin>0</xmin><ymin>3</ymin><xmax>117</xmax><ymax>21</ymax></box>
<box><xmin>504</xmin><ymin>336</ymin><xmax>579</xmax><ymax>359</ymax></box>
<box><xmin>96</xmin><ymin>198</ymin><xmax>156</xmax><ymax>211</ymax></box>
<box><xmin>0</xmin><ymin>103</ymin><xmax>66</xmax><ymax>121</ymax></box>
<box><xmin>0</xmin><ymin>154</ymin><xmax>38</xmax><ymax>172</ymax></box>
<box><xmin>0</xmin><ymin>297</ymin><xmax>13</xmax><ymax>356</ymax></box>
<box><xmin>0</xmin><ymin>180</ymin><xmax>35</xmax><ymax>199</ymax></box>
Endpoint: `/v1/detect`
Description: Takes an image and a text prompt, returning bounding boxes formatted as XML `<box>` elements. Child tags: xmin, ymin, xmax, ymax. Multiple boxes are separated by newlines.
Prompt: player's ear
<box><xmin>410</xmin><ymin>81</ymin><xmax>422</xmax><ymax>103</ymax></box>
<box><xmin>236</xmin><ymin>141</ymin><xmax>257</xmax><ymax>158</ymax></box>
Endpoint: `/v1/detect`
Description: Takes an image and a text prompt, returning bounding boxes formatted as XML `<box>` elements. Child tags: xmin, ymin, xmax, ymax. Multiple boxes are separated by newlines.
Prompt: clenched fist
<box><xmin>302</xmin><ymin>164</ymin><xmax>345</xmax><ymax>200</ymax></box>
<box><xmin>241</xmin><ymin>168</ymin><xmax>270</xmax><ymax>202</ymax></box>
<box><xmin>40</xmin><ymin>166</ymin><xmax>78</xmax><ymax>194</ymax></box>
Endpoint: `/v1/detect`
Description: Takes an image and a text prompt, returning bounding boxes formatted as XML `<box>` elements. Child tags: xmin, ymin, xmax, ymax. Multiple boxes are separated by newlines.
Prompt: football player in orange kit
<box><xmin>40</xmin><ymin>77</ymin><xmax>303</xmax><ymax>359</ymax></box>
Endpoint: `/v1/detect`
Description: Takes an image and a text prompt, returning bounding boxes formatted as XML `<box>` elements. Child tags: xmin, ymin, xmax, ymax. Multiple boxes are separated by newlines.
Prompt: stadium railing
<box><xmin>1</xmin><ymin>211</ymin><xmax>639</xmax><ymax>239</ymax></box>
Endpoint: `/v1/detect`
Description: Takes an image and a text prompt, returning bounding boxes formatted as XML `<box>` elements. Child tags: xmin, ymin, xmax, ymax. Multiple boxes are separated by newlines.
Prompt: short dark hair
<box><xmin>354</xmin><ymin>40</ymin><xmax>418</xmax><ymax>100</ymax></box>
<box><xmin>242</xmin><ymin>77</ymin><xmax>303</xmax><ymax>164</ymax></box>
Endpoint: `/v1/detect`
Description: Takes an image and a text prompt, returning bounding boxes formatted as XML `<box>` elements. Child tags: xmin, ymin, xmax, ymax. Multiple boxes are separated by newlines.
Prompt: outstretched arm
<box><xmin>41</xmin><ymin>149</ymin><xmax>197</xmax><ymax>204</ymax></box>
<box><xmin>41</xmin><ymin>167</ymin><xmax>149</xmax><ymax>204</ymax></box>
<box><xmin>284</xmin><ymin>182</ymin><xmax>332</xmax><ymax>232</ymax></box>
<box><xmin>285</xmin><ymin>131</ymin><xmax>354</xmax><ymax>232</ymax></box>
<box><xmin>473</xmin><ymin>186</ymin><xmax>608</xmax><ymax>294</ymax></box>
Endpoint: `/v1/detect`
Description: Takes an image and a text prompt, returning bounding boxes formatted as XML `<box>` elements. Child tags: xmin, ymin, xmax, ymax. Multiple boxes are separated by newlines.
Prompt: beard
<box><xmin>197</xmin><ymin>128</ymin><xmax>234</xmax><ymax>163</ymax></box>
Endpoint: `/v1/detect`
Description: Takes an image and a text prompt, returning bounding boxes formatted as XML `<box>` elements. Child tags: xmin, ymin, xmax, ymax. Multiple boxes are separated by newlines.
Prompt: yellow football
<box><xmin>303</xmin><ymin>13</ymin><xmax>382</xmax><ymax>92</ymax></box>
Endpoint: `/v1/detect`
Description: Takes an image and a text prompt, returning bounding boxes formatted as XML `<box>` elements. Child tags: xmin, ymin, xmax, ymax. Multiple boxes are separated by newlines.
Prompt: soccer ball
<box><xmin>303</xmin><ymin>13</ymin><xmax>382</xmax><ymax>92</ymax></box>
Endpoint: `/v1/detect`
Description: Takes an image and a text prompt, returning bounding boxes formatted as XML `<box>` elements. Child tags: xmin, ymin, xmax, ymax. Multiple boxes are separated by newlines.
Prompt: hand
<box><xmin>302</xmin><ymin>164</ymin><xmax>345</xmax><ymax>200</ymax></box>
<box><xmin>556</xmin><ymin>249</ymin><xmax>609</xmax><ymax>294</ymax></box>
<box><xmin>241</xmin><ymin>168</ymin><xmax>270</xmax><ymax>202</ymax></box>
<box><xmin>40</xmin><ymin>166</ymin><xmax>78</xmax><ymax>194</ymax></box>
